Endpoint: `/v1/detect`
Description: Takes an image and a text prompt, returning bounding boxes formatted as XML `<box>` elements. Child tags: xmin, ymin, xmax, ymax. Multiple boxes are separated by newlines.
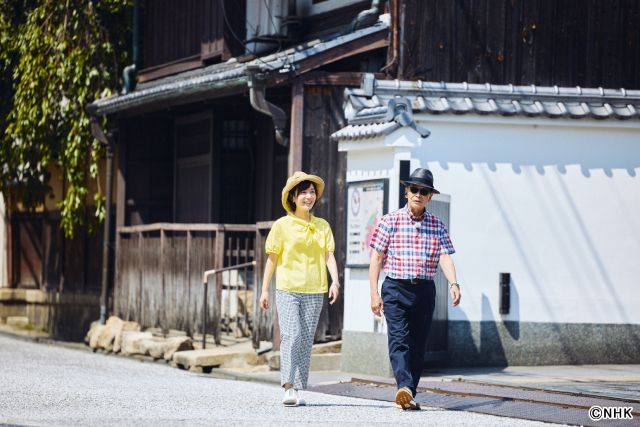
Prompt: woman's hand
<box><xmin>259</xmin><ymin>290</ymin><xmax>269</xmax><ymax>311</ymax></box>
<box><xmin>329</xmin><ymin>282</ymin><xmax>340</xmax><ymax>305</ymax></box>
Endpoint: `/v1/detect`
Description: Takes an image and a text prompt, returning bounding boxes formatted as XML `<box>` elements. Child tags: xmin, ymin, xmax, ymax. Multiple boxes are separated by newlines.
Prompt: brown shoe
<box><xmin>395</xmin><ymin>387</ymin><xmax>421</xmax><ymax>410</ymax></box>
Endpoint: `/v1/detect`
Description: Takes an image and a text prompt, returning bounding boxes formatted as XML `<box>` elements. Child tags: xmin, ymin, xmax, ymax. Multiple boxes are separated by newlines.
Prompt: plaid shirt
<box><xmin>369</xmin><ymin>205</ymin><xmax>455</xmax><ymax>280</ymax></box>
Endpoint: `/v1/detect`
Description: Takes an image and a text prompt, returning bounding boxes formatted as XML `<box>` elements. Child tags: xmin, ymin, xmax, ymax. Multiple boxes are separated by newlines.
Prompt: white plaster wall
<box><xmin>0</xmin><ymin>193</ymin><xmax>6</xmax><ymax>287</ymax></box>
<box><xmin>411</xmin><ymin>115</ymin><xmax>640</xmax><ymax>325</ymax></box>
<box><xmin>341</xmin><ymin>142</ymin><xmax>416</xmax><ymax>332</ymax></box>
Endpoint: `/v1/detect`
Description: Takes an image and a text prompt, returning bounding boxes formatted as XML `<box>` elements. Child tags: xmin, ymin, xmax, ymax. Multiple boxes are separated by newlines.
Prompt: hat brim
<box><xmin>281</xmin><ymin>174</ymin><xmax>325</xmax><ymax>213</ymax></box>
<box><xmin>401</xmin><ymin>180</ymin><xmax>440</xmax><ymax>194</ymax></box>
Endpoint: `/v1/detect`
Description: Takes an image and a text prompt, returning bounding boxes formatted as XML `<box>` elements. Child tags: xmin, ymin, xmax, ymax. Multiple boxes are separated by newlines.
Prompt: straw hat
<box><xmin>281</xmin><ymin>171</ymin><xmax>325</xmax><ymax>213</ymax></box>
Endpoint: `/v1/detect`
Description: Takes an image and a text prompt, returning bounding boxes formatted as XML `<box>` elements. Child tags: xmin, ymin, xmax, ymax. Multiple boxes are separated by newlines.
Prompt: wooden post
<box><xmin>288</xmin><ymin>79</ymin><xmax>304</xmax><ymax>175</ymax></box>
<box><xmin>213</xmin><ymin>228</ymin><xmax>225</xmax><ymax>345</ymax></box>
<box><xmin>114</xmin><ymin>132</ymin><xmax>126</xmax><ymax>317</ymax></box>
<box><xmin>160</xmin><ymin>228</ymin><xmax>166</xmax><ymax>329</ymax></box>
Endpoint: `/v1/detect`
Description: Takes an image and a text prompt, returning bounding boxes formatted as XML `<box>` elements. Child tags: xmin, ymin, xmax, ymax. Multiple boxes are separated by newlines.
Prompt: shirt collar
<box><xmin>403</xmin><ymin>204</ymin><xmax>426</xmax><ymax>222</ymax></box>
<box><xmin>287</xmin><ymin>213</ymin><xmax>317</xmax><ymax>231</ymax></box>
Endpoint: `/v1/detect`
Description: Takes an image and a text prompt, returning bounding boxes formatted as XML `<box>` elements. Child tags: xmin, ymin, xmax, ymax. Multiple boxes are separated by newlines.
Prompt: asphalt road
<box><xmin>0</xmin><ymin>334</ymin><xmax>557</xmax><ymax>426</ymax></box>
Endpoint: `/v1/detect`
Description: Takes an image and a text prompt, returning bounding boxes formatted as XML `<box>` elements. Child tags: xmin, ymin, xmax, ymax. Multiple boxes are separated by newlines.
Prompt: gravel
<box><xmin>0</xmin><ymin>334</ymin><xmax>558</xmax><ymax>426</ymax></box>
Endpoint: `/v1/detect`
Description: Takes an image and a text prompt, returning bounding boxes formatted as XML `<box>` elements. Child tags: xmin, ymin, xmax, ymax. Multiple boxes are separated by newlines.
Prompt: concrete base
<box><xmin>342</xmin><ymin>322</ymin><xmax>640</xmax><ymax>375</ymax></box>
<box><xmin>448</xmin><ymin>320</ymin><xmax>640</xmax><ymax>367</ymax></box>
<box><xmin>0</xmin><ymin>289</ymin><xmax>99</xmax><ymax>341</ymax></box>
<box><xmin>341</xmin><ymin>330</ymin><xmax>393</xmax><ymax>377</ymax></box>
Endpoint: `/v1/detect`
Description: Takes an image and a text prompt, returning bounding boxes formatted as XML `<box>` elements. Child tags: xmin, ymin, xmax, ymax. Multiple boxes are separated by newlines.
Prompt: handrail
<box><xmin>202</xmin><ymin>261</ymin><xmax>256</xmax><ymax>284</ymax></box>
<box><xmin>201</xmin><ymin>260</ymin><xmax>257</xmax><ymax>349</ymax></box>
<box><xmin>117</xmin><ymin>222</ymin><xmax>257</xmax><ymax>234</ymax></box>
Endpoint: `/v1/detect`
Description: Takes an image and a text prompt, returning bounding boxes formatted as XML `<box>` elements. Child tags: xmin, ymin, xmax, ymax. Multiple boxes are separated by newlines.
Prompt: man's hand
<box><xmin>329</xmin><ymin>283</ymin><xmax>340</xmax><ymax>305</ymax></box>
<box><xmin>370</xmin><ymin>292</ymin><xmax>384</xmax><ymax>316</ymax></box>
<box><xmin>450</xmin><ymin>285</ymin><xmax>461</xmax><ymax>307</ymax></box>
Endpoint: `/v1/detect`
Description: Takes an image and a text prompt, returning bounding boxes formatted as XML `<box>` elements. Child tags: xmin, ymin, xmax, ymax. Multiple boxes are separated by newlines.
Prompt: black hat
<box><xmin>401</xmin><ymin>168</ymin><xmax>440</xmax><ymax>194</ymax></box>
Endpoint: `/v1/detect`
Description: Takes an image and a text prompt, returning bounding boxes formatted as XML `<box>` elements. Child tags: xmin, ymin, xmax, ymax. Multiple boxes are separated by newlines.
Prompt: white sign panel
<box><xmin>346</xmin><ymin>179</ymin><xmax>388</xmax><ymax>267</ymax></box>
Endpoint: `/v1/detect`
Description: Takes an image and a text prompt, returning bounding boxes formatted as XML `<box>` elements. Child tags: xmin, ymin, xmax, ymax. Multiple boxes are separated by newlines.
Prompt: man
<box><xmin>369</xmin><ymin>168</ymin><xmax>461</xmax><ymax>410</ymax></box>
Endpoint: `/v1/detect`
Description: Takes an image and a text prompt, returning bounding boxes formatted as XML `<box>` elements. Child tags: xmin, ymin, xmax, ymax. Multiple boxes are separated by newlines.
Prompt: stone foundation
<box><xmin>0</xmin><ymin>289</ymin><xmax>99</xmax><ymax>341</ymax></box>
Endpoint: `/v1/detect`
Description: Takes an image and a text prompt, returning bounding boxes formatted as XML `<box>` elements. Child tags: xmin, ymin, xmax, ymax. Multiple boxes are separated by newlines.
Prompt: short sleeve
<box><xmin>439</xmin><ymin>221</ymin><xmax>455</xmax><ymax>254</ymax></box>
<box><xmin>369</xmin><ymin>215</ymin><xmax>391</xmax><ymax>253</ymax></box>
<box><xmin>325</xmin><ymin>224</ymin><xmax>335</xmax><ymax>253</ymax></box>
<box><xmin>265</xmin><ymin>222</ymin><xmax>283</xmax><ymax>255</ymax></box>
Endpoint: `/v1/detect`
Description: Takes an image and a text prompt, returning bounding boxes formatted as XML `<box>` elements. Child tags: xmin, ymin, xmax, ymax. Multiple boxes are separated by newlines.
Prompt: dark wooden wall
<box><xmin>398</xmin><ymin>0</ymin><xmax>640</xmax><ymax>88</ymax></box>
<box><xmin>142</xmin><ymin>0</ymin><xmax>245</xmax><ymax>71</ymax></box>
<box><xmin>11</xmin><ymin>212</ymin><xmax>103</xmax><ymax>293</ymax></box>
<box><xmin>123</xmin><ymin>118</ymin><xmax>174</xmax><ymax>226</ymax></box>
<box><xmin>302</xmin><ymin>85</ymin><xmax>347</xmax><ymax>341</ymax></box>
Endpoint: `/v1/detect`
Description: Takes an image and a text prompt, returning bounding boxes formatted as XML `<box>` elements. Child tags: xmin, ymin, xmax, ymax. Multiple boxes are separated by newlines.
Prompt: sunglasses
<box><xmin>409</xmin><ymin>186</ymin><xmax>431</xmax><ymax>196</ymax></box>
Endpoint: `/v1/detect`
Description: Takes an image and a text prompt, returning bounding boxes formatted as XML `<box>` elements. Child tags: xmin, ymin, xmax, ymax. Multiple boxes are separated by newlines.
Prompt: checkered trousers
<box><xmin>369</xmin><ymin>205</ymin><xmax>455</xmax><ymax>280</ymax></box>
<box><xmin>276</xmin><ymin>290</ymin><xmax>324</xmax><ymax>390</ymax></box>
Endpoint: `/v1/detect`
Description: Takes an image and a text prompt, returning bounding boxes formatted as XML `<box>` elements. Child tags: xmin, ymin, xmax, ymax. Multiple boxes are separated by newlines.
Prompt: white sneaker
<box><xmin>295</xmin><ymin>390</ymin><xmax>306</xmax><ymax>406</ymax></box>
<box><xmin>282</xmin><ymin>388</ymin><xmax>298</xmax><ymax>406</ymax></box>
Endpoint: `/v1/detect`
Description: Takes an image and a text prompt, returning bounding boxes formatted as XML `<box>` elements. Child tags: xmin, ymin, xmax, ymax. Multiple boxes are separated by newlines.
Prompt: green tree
<box><xmin>0</xmin><ymin>0</ymin><xmax>130</xmax><ymax>237</ymax></box>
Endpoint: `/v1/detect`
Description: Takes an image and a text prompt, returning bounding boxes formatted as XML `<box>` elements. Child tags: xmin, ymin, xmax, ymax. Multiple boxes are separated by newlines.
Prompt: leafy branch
<box><xmin>0</xmin><ymin>0</ymin><xmax>130</xmax><ymax>237</ymax></box>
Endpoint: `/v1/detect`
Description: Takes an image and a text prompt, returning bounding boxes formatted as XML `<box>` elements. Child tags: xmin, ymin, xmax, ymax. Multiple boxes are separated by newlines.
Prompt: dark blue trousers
<box><xmin>381</xmin><ymin>277</ymin><xmax>436</xmax><ymax>396</ymax></box>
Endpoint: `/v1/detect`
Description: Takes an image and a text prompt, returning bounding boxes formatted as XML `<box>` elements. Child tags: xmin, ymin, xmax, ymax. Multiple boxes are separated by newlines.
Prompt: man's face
<box><xmin>405</xmin><ymin>185</ymin><xmax>433</xmax><ymax>211</ymax></box>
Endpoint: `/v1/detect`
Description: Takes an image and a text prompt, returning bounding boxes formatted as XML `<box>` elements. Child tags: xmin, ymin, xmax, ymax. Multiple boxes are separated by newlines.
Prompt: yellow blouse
<box><xmin>265</xmin><ymin>213</ymin><xmax>335</xmax><ymax>294</ymax></box>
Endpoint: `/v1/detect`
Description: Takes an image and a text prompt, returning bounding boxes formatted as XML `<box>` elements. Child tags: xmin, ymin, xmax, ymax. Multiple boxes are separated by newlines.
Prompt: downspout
<box><xmin>381</xmin><ymin>0</ymin><xmax>398</xmax><ymax>74</ymax></box>
<box><xmin>122</xmin><ymin>0</ymin><xmax>140</xmax><ymax>94</ymax></box>
<box><xmin>246</xmin><ymin>65</ymin><xmax>288</xmax><ymax>146</ymax></box>
<box><xmin>351</xmin><ymin>0</ymin><xmax>381</xmax><ymax>32</ymax></box>
<box><xmin>89</xmin><ymin>117</ymin><xmax>115</xmax><ymax>325</ymax></box>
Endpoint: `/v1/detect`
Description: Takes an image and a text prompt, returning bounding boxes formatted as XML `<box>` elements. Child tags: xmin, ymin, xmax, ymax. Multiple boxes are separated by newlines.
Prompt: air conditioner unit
<box><xmin>246</xmin><ymin>0</ymin><xmax>296</xmax><ymax>55</ymax></box>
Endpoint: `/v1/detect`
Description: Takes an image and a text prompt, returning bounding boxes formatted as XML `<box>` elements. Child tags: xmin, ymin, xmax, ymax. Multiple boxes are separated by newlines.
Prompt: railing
<box><xmin>115</xmin><ymin>223</ymin><xmax>256</xmax><ymax>337</ymax></box>
<box><xmin>202</xmin><ymin>260</ymin><xmax>256</xmax><ymax>348</ymax></box>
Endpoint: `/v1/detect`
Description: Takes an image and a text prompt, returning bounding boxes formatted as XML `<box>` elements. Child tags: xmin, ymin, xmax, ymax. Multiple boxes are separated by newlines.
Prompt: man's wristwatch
<box><xmin>449</xmin><ymin>282</ymin><xmax>460</xmax><ymax>289</ymax></box>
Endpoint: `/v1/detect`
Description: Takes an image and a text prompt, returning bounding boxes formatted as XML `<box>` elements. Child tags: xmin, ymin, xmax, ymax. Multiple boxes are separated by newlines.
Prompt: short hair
<box><xmin>287</xmin><ymin>180</ymin><xmax>315</xmax><ymax>212</ymax></box>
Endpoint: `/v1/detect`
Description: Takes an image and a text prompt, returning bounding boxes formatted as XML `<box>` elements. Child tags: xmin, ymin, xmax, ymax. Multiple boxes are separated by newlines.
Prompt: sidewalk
<box><xmin>210</xmin><ymin>361</ymin><xmax>640</xmax><ymax>401</ymax></box>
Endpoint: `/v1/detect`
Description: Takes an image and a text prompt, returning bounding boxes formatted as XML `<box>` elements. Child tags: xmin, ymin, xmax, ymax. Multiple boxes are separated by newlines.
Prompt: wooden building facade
<box><xmin>392</xmin><ymin>0</ymin><xmax>640</xmax><ymax>88</ymax></box>
<box><xmin>87</xmin><ymin>0</ymin><xmax>388</xmax><ymax>344</ymax></box>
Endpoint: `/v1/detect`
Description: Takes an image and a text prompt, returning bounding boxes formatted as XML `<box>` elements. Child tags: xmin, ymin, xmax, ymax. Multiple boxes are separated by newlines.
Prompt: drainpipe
<box><xmin>246</xmin><ymin>65</ymin><xmax>288</xmax><ymax>146</ymax></box>
<box><xmin>89</xmin><ymin>118</ymin><xmax>115</xmax><ymax>324</ymax></box>
<box><xmin>351</xmin><ymin>0</ymin><xmax>381</xmax><ymax>32</ymax></box>
<box><xmin>122</xmin><ymin>0</ymin><xmax>140</xmax><ymax>94</ymax></box>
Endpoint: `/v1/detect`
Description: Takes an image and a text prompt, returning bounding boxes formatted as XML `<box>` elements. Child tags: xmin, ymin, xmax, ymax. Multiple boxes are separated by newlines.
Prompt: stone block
<box><xmin>310</xmin><ymin>353</ymin><xmax>342</xmax><ymax>371</ymax></box>
<box><xmin>0</xmin><ymin>289</ymin><xmax>26</xmax><ymax>302</ymax></box>
<box><xmin>121</xmin><ymin>331</ymin><xmax>154</xmax><ymax>355</ymax></box>
<box><xmin>6</xmin><ymin>316</ymin><xmax>29</xmax><ymax>328</ymax></box>
<box><xmin>139</xmin><ymin>337</ymin><xmax>167</xmax><ymax>358</ymax></box>
<box><xmin>85</xmin><ymin>320</ymin><xmax>101</xmax><ymax>345</ymax></box>
<box><xmin>172</xmin><ymin>348</ymin><xmax>249</xmax><ymax>370</ymax></box>
<box><xmin>113</xmin><ymin>321</ymin><xmax>141</xmax><ymax>353</ymax></box>
<box><xmin>312</xmin><ymin>340</ymin><xmax>342</xmax><ymax>354</ymax></box>
<box><xmin>163</xmin><ymin>336</ymin><xmax>194</xmax><ymax>361</ymax></box>
<box><xmin>96</xmin><ymin>316</ymin><xmax>124</xmax><ymax>351</ymax></box>
<box><xmin>341</xmin><ymin>330</ymin><xmax>393</xmax><ymax>377</ymax></box>
<box><xmin>89</xmin><ymin>325</ymin><xmax>107</xmax><ymax>349</ymax></box>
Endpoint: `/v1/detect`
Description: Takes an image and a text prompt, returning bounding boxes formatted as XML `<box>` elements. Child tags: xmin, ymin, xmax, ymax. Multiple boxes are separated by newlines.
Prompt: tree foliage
<box><xmin>0</xmin><ymin>1</ymin><xmax>130</xmax><ymax>237</ymax></box>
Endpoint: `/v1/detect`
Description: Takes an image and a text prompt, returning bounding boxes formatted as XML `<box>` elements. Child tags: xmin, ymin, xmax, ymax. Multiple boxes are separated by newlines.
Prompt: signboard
<box><xmin>346</xmin><ymin>179</ymin><xmax>388</xmax><ymax>267</ymax></box>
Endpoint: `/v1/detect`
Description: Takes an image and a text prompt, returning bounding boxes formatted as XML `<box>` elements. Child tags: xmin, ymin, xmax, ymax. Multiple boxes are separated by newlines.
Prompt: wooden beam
<box><xmin>137</xmin><ymin>55</ymin><xmax>203</xmax><ymax>83</ymax></box>
<box><xmin>302</xmin><ymin>71</ymin><xmax>386</xmax><ymax>86</ymax></box>
<box><xmin>288</xmin><ymin>79</ymin><xmax>304</xmax><ymax>175</ymax></box>
<box><xmin>271</xmin><ymin>29</ymin><xmax>389</xmax><ymax>86</ymax></box>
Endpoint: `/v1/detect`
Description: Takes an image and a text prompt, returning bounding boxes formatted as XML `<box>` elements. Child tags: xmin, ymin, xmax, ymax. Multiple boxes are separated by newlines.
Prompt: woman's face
<box><xmin>295</xmin><ymin>184</ymin><xmax>316</xmax><ymax>212</ymax></box>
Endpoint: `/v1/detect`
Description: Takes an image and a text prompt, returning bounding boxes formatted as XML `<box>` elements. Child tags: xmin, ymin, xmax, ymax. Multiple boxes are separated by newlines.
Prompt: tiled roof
<box><xmin>331</xmin><ymin>121</ymin><xmax>400</xmax><ymax>141</ymax></box>
<box><xmin>89</xmin><ymin>19</ymin><xmax>389</xmax><ymax>116</ymax></box>
<box><xmin>333</xmin><ymin>75</ymin><xmax>640</xmax><ymax>140</ymax></box>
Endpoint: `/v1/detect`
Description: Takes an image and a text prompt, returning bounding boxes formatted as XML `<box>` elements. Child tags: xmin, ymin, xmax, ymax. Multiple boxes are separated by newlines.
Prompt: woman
<box><xmin>259</xmin><ymin>171</ymin><xmax>340</xmax><ymax>407</ymax></box>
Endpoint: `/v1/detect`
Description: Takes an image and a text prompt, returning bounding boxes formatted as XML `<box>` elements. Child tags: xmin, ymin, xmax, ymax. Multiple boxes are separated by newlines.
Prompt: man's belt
<box><xmin>389</xmin><ymin>277</ymin><xmax>434</xmax><ymax>285</ymax></box>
